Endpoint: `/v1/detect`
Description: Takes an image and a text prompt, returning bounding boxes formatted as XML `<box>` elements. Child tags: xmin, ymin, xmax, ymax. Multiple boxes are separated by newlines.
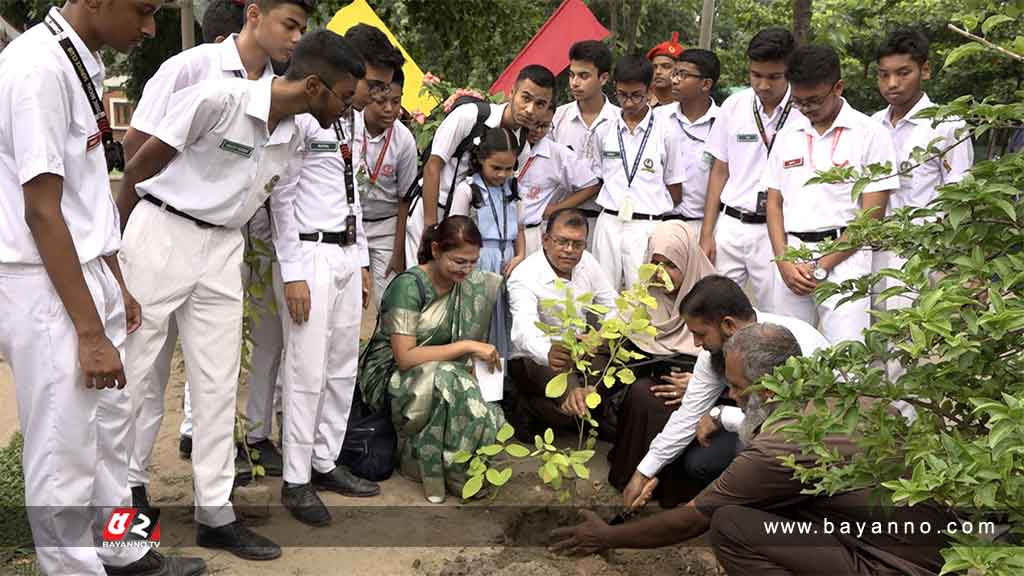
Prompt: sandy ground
<box><xmin>0</xmin><ymin>301</ymin><xmax>721</xmax><ymax>575</ymax></box>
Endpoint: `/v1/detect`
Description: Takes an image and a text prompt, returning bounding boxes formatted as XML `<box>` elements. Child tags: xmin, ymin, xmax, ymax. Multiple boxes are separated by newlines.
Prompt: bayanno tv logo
<box><xmin>102</xmin><ymin>508</ymin><xmax>161</xmax><ymax>549</ymax></box>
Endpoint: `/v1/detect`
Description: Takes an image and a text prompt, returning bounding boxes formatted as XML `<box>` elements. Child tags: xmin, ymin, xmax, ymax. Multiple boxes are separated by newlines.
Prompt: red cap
<box><xmin>646</xmin><ymin>32</ymin><xmax>684</xmax><ymax>61</ymax></box>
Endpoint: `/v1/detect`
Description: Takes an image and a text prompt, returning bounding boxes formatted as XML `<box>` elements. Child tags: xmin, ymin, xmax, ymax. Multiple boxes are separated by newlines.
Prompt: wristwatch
<box><xmin>709</xmin><ymin>406</ymin><xmax>722</xmax><ymax>426</ymax></box>
<box><xmin>812</xmin><ymin>259</ymin><xmax>829</xmax><ymax>282</ymax></box>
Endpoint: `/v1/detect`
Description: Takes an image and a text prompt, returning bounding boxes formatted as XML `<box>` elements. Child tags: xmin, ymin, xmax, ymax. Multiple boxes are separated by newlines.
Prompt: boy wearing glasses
<box><xmin>763</xmin><ymin>45</ymin><xmax>898</xmax><ymax>344</ymax></box>
<box><xmin>507</xmin><ymin>208</ymin><xmax>617</xmax><ymax>436</ymax></box>
<box><xmin>592</xmin><ymin>54</ymin><xmax>684</xmax><ymax>290</ymax></box>
<box><xmin>699</xmin><ymin>28</ymin><xmax>802</xmax><ymax>313</ymax></box>
<box><xmin>518</xmin><ymin>105</ymin><xmax>602</xmax><ymax>255</ymax></box>
<box><xmin>116</xmin><ymin>31</ymin><xmax>365</xmax><ymax>557</ymax></box>
<box><xmin>657</xmin><ymin>48</ymin><xmax>721</xmax><ymax>235</ymax></box>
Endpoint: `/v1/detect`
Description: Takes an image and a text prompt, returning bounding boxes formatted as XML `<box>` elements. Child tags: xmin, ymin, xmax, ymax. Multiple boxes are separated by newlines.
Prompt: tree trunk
<box><xmin>608</xmin><ymin>0</ymin><xmax>619</xmax><ymax>43</ymax></box>
<box><xmin>793</xmin><ymin>0</ymin><xmax>812</xmax><ymax>45</ymax></box>
<box><xmin>624</xmin><ymin>0</ymin><xmax>643</xmax><ymax>54</ymax></box>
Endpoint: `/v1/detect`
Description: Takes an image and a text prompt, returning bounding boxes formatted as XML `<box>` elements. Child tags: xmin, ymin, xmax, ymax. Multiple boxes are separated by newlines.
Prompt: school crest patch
<box><xmin>641</xmin><ymin>158</ymin><xmax>655</xmax><ymax>173</ymax></box>
<box><xmin>381</xmin><ymin>164</ymin><xmax>395</xmax><ymax>177</ymax></box>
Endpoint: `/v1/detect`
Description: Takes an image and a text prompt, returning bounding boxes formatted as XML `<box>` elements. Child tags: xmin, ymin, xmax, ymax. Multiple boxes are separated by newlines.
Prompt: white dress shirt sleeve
<box><xmin>11</xmin><ymin>62</ymin><xmax>68</xmax><ymax>184</ymax></box>
<box><xmin>720</xmin><ymin>405</ymin><xmax>745</xmax><ymax>432</ymax></box>
<box><xmin>395</xmin><ymin>127</ymin><xmax>419</xmax><ymax>200</ymax></box>
<box><xmin>941</xmin><ymin>120</ymin><xmax>974</xmax><ymax>184</ymax></box>
<box><xmin>129</xmin><ymin>55</ymin><xmax>197</xmax><ymax>136</ymax></box>
<box><xmin>584</xmin><ymin>252</ymin><xmax>618</xmax><ymax>310</ymax></box>
<box><xmin>704</xmin><ymin>97</ymin><xmax>733</xmax><ymax>163</ymax></box>
<box><xmin>270</xmin><ymin>148</ymin><xmax>306</xmax><ymax>283</ymax></box>
<box><xmin>661</xmin><ymin>123</ymin><xmax>686</xmax><ymax>187</ymax></box>
<box><xmin>429</xmin><ymin>104</ymin><xmax>477</xmax><ymax>162</ymax></box>
<box><xmin>759</xmin><ymin>135</ymin><xmax>785</xmax><ymax>192</ymax></box>
<box><xmin>508</xmin><ymin>259</ymin><xmax>552</xmax><ymax>365</ymax></box>
<box><xmin>637</xmin><ymin>351</ymin><xmax>726</xmax><ymax>477</ymax></box>
<box><xmin>861</xmin><ymin>123</ymin><xmax>901</xmax><ymax>194</ymax></box>
<box><xmin>150</xmin><ymin>82</ymin><xmax>228</xmax><ymax>152</ymax></box>
<box><xmin>357</xmin><ymin>210</ymin><xmax>370</xmax><ymax>267</ymax></box>
<box><xmin>559</xmin><ymin>146</ymin><xmax>600</xmax><ymax>191</ymax></box>
<box><xmin>448</xmin><ymin>180</ymin><xmax>473</xmax><ymax>217</ymax></box>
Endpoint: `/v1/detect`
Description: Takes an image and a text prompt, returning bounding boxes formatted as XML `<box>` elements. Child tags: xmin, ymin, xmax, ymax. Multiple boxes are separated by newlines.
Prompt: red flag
<box><xmin>488</xmin><ymin>0</ymin><xmax>610</xmax><ymax>96</ymax></box>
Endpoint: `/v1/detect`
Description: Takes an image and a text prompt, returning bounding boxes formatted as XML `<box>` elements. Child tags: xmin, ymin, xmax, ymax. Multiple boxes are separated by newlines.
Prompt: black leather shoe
<box><xmin>312</xmin><ymin>465</ymin><xmax>380</xmax><ymax>497</ymax></box>
<box><xmin>197</xmin><ymin>521</ymin><xmax>281</xmax><ymax>561</ymax></box>
<box><xmin>282</xmin><ymin>482</ymin><xmax>331</xmax><ymax>527</ymax></box>
<box><xmin>179</xmin><ymin>435</ymin><xmax>192</xmax><ymax>460</ymax></box>
<box><xmin>130</xmin><ymin>485</ymin><xmax>149</xmax><ymax>509</ymax></box>
<box><xmin>105</xmin><ymin>549</ymin><xmax>206</xmax><ymax>575</ymax></box>
<box><xmin>234</xmin><ymin>444</ymin><xmax>253</xmax><ymax>487</ymax></box>
<box><xmin>246</xmin><ymin>438</ymin><xmax>283</xmax><ymax>477</ymax></box>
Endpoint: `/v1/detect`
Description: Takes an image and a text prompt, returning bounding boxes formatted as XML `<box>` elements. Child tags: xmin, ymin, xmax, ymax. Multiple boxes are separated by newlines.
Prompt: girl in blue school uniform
<box><xmin>448</xmin><ymin>126</ymin><xmax>526</xmax><ymax>359</ymax></box>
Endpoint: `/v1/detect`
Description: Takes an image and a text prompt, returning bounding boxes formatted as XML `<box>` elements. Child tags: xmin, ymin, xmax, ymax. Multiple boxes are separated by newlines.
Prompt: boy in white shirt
<box><xmin>764</xmin><ymin>45</ymin><xmax>899</xmax><ymax>344</ymax></box>
<box><xmin>592</xmin><ymin>54</ymin><xmax>683</xmax><ymax>290</ymax></box>
<box><xmin>116</xmin><ymin>30</ymin><xmax>365</xmax><ymax>560</ymax></box>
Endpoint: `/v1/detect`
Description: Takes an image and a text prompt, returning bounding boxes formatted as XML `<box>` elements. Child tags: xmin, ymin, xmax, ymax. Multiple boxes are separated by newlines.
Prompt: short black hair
<box><xmin>344</xmin><ymin>23</ymin><xmax>405</xmax><ymax>73</ymax></box>
<box><xmin>613</xmin><ymin>54</ymin><xmax>653</xmax><ymax>86</ymax></box>
<box><xmin>680</xmin><ymin>276</ymin><xmax>756</xmax><ymax>323</ymax></box>
<box><xmin>785</xmin><ymin>44</ymin><xmax>841</xmax><ymax>87</ymax></box>
<box><xmin>876</xmin><ymin>29</ymin><xmax>930</xmax><ymax>65</ymax></box>
<box><xmin>391</xmin><ymin>66</ymin><xmax>404</xmax><ymax>88</ymax></box>
<box><xmin>546</xmin><ymin>208</ymin><xmax>589</xmax><ymax>235</ymax></box>
<box><xmin>251</xmin><ymin>0</ymin><xmax>314</xmax><ymax>15</ymax></box>
<box><xmin>203</xmin><ymin>0</ymin><xmax>244</xmax><ymax>44</ymax></box>
<box><xmin>285</xmin><ymin>29</ymin><xmax>365</xmax><ymax>86</ymax></box>
<box><xmin>678</xmin><ymin>48</ymin><xmax>721</xmax><ymax>88</ymax></box>
<box><xmin>747</xmin><ymin>27</ymin><xmax>795</xmax><ymax>62</ymax></box>
<box><xmin>516</xmin><ymin>64</ymin><xmax>556</xmax><ymax>91</ymax></box>
<box><xmin>569</xmin><ymin>40</ymin><xmax>613</xmax><ymax>76</ymax></box>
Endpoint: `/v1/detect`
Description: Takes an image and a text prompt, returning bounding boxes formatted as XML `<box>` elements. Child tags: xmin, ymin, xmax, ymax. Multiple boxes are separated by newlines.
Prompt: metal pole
<box><xmin>698</xmin><ymin>0</ymin><xmax>715</xmax><ymax>49</ymax></box>
<box><xmin>180</xmin><ymin>0</ymin><xmax>195</xmax><ymax>51</ymax></box>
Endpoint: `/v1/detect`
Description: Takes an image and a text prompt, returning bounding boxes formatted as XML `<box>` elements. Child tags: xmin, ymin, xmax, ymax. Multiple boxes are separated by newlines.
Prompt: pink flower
<box><xmin>422</xmin><ymin>72</ymin><xmax>441</xmax><ymax>85</ymax></box>
<box><xmin>412</xmin><ymin>112</ymin><xmax>427</xmax><ymax>125</ymax></box>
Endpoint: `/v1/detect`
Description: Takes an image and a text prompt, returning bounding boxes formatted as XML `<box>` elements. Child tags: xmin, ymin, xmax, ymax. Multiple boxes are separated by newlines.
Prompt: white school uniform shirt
<box><xmin>705</xmin><ymin>87</ymin><xmax>804</xmax><ymax>212</ymax></box>
<box><xmin>594</xmin><ymin>107</ymin><xmax>684</xmax><ymax>215</ymax></box>
<box><xmin>0</xmin><ymin>8</ymin><xmax>119</xmax><ymax>264</ymax></box>
<box><xmin>507</xmin><ymin>249</ymin><xmax>618</xmax><ymax>365</ymax></box>
<box><xmin>657</xmin><ymin>100</ymin><xmax>720</xmax><ymax>218</ymax></box>
<box><xmin>272</xmin><ymin>113</ymin><xmax>371</xmax><ymax>283</ymax></box>
<box><xmin>130</xmin><ymin>34</ymin><xmax>275</xmax><ymax>136</ymax></box>
<box><xmin>517</xmin><ymin>136</ymin><xmax>599</xmax><ymax>226</ymax></box>
<box><xmin>761</xmin><ymin>99</ymin><xmax>900</xmax><ymax>233</ymax></box>
<box><xmin>636</xmin><ymin>311</ymin><xmax>829</xmax><ymax>478</ymax></box>
<box><xmin>871</xmin><ymin>93</ymin><xmax>973</xmax><ymax>211</ymax></box>
<box><xmin>551</xmin><ymin>97</ymin><xmax>620</xmax><ymax>212</ymax></box>
<box><xmin>352</xmin><ymin>114</ymin><xmax>418</xmax><ymax>221</ymax></box>
<box><xmin>135</xmin><ymin>78</ymin><xmax>302</xmax><ymax>230</ymax></box>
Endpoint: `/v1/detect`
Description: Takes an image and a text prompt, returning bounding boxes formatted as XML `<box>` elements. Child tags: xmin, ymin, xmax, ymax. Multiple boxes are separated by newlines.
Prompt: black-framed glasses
<box><xmin>318</xmin><ymin>76</ymin><xmax>347</xmax><ymax>106</ymax></box>
<box><xmin>549</xmin><ymin>235</ymin><xmax>586</xmax><ymax>251</ymax></box>
<box><xmin>671</xmin><ymin>69</ymin><xmax>706</xmax><ymax>81</ymax></box>
<box><xmin>791</xmin><ymin>80</ymin><xmax>840</xmax><ymax>111</ymax></box>
<box><xmin>615</xmin><ymin>91</ymin><xmax>647</xmax><ymax>104</ymax></box>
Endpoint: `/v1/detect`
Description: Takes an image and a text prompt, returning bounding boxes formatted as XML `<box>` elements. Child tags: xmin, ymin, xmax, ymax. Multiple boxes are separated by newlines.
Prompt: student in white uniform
<box><xmin>409</xmin><ymin>65</ymin><xmax>555</xmax><ymax>264</ymax></box>
<box><xmin>356</xmin><ymin>67</ymin><xmax>418</xmax><ymax>306</ymax></box>
<box><xmin>621</xmin><ymin>276</ymin><xmax>828</xmax><ymax>511</ymax></box>
<box><xmin>764</xmin><ymin>45</ymin><xmax>899</xmax><ymax>344</ymax></box>
<box><xmin>872</xmin><ymin>29</ymin><xmax>973</xmax><ymax>311</ymax></box>
<box><xmin>518</xmin><ymin>106</ymin><xmax>601</xmax><ymax>255</ymax></box>
<box><xmin>0</xmin><ymin>3</ymin><xmax>206</xmax><ymax>575</ymax></box>
<box><xmin>657</xmin><ymin>48</ymin><xmax>720</xmax><ymax>236</ymax></box>
<box><xmin>116</xmin><ymin>31</ymin><xmax>364</xmax><ymax>560</ymax></box>
<box><xmin>551</xmin><ymin>40</ymin><xmax>620</xmax><ymax>246</ymax></box>
<box><xmin>123</xmin><ymin>0</ymin><xmax>312</xmax><ymax>475</ymax></box>
<box><xmin>592</xmin><ymin>54</ymin><xmax>684</xmax><ymax>290</ymax></box>
<box><xmin>699</xmin><ymin>28</ymin><xmax>803</xmax><ymax>312</ymax></box>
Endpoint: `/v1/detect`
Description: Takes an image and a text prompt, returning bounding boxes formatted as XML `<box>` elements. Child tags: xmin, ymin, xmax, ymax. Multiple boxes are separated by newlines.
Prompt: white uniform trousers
<box><xmin>524</xmin><ymin>223</ymin><xmax>544</xmax><ymax>256</ymax></box>
<box><xmin>365</xmin><ymin>216</ymin><xmax>398</xmax><ymax>308</ymax></box>
<box><xmin>713</xmin><ymin>213</ymin><xmax>777</xmax><ymax>312</ymax></box>
<box><xmin>593</xmin><ymin>211</ymin><xmax>657</xmax><ymax>290</ymax></box>
<box><xmin>773</xmin><ymin>236</ymin><xmax>872</xmax><ymax>344</ymax></box>
<box><xmin>0</xmin><ymin>258</ymin><xmax>146</xmax><ymax>574</ymax></box>
<box><xmin>122</xmin><ymin>200</ymin><xmax>243</xmax><ymax>527</ymax></box>
<box><xmin>274</xmin><ymin>240</ymin><xmax>362</xmax><ymax>485</ymax></box>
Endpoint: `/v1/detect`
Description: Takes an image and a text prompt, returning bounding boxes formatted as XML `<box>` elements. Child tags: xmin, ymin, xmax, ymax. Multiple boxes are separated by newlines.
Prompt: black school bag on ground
<box><xmin>337</xmin><ymin>271</ymin><xmax>430</xmax><ymax>481</ymax></box>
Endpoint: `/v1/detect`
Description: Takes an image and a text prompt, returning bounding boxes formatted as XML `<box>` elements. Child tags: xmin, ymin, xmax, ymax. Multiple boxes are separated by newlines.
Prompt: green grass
<box><xmin>0</xmin><ymin>432</ymin><xmax>35</xmax><ymax>573</ymax></box>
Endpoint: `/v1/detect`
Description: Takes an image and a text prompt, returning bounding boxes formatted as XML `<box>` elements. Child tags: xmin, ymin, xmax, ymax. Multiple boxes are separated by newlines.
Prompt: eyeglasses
<box><xmin>444</xmin><ymin>254</ymin><xmax>477</xmax><ymax>270</ymax></box>
<box><xmin>318</xmin><ymin>76</ymin><xmax>348</xmax><ymax>106</ymax></box>
<box><xmin>549</xmin><ymin>235</ymin><xmax>586</xmax><ymax>251</ymax></box>
<box><xmin>791</xmin><ymin>81</ymin><xmax>839</xmax><ymax>111</ymax></box>
<box><xmin>671</xmin><ymin>69</ymin><xmax>706</xmax><ymax>81</ymax></box>
<box><xmin>615</xmin><ymin>91</ymin><xmax>647</xmax><ymax>104</ymax></box>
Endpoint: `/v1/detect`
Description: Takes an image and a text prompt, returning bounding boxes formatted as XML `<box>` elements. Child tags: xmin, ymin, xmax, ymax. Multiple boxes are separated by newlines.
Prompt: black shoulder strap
<box><xmin>508</xmin><ymin>177</ymin><xmax>519</xmax><ymax>201</ymax></box>
<box><xmin>442</xmin><ymin>101</ymin><xmax>492</xmax><ymax>219</ymax></box>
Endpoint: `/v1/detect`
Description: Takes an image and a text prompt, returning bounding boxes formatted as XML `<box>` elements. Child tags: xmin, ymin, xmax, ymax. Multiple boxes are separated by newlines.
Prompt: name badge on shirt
<box><xmin>86</xmin><ymin>132</ymin><xmax>102</xmax><ymax>152</ymax></box>
<box><xmin>309</xmin><ymin>140</ymin><xmax>340</xmax><ymax>153</ymax></box>
<box><xmin>640</xmin><ymin>158</ymin><xmax>655</xmax><ymax>173</ymax></box>
<box><xmin>736</xmin><ymin>133</ymin><xmax>759</xmax><ymax>143</ymax></box>
<box><xmin>783</xmin><ymin>157</ymin><xmax>804</xmax><ymax>169</ymax></box>
<box><xmin>219</xmin><ymin>139</ymin><xmax>254</xmax><ymax>158</ymax></box>
<box><xmin>602</xmin><ymin>150</ymin><xmax>621</xmax><ymax>159</ymax></box>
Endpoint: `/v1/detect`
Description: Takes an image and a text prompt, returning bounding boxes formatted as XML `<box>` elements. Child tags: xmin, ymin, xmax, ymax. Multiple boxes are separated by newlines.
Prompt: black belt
<box><xmin>662</xmin><ymin>214</ymin><xmax>702</xmax><ymax>222</ymax></box>
<box><xmin>362</xmin><ymin>214</ymin><xmax>396</xmax><ymax>223</ymax></box>
<box><xmin>720</xmin><ymin>203</ymin><xmax>766</xmax><ymax>225</ymax></box>
<box><xmin>525</xmin><ymin>221</ymin><xmax>544</xmax><ymax>229</ymax></box>
<box><xmin>142</xmin><ymin>194</ymin><xmax>220</xmax><ymax>229</ymax></box>
<box><xmin>299</xmin><ymin>231</ymin><xmax>356</xmax><ymax>246</ymax></box>
<box><xmin>789</xmin><ymin>228</ymin><xmax>846</xmax><ymax>243</ymax></box>
<box><xmin>600</xmin><ymin>208</ymin><xmax>663</xmax><ymax>221</ymax></box>
<box><xmin>579</xmin><ymin>208</ymin><xmax>601</xmax><ymax>218</ymax></box>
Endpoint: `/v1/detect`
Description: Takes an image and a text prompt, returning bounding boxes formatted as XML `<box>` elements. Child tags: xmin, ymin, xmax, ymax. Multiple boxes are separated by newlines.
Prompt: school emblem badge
<box><xmin>899</xmin><ymin>160</ymin><xmax>913</xmax><ymax>173</ymax></box>
<box><xmin>528</xmin><ymin>186</ymin><xmax>541</xmax><ymax>200</ymax></box>
<box><xmin>381</xmin><ymin>164</ymin><xmax>395</xmax><ymax>177</ymax></box>
<box><xmin>641</xmin><ymin>158</ymin><xmax>655</xmax><ymax>172</ymax></box>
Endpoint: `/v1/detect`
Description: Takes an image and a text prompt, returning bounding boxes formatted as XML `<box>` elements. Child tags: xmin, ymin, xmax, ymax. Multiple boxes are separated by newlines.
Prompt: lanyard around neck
<box><xmin>361</xmin><ymin>125</ymin><xmax>394</xmax><ymax>186</ymax></box>
<box><xmin>805</xmin><ymin>127</ymin><xmax>849</xmax><ymax>171</ymax></box>
<box><xmin>753</xmin><ymin>96</ymin><xmax>793</xmax><ymax>156</ymax></box>
<box><xmin>617</xmin><ymin>112</ymin><xmax>655</xmax><ymax>187</ymax></box>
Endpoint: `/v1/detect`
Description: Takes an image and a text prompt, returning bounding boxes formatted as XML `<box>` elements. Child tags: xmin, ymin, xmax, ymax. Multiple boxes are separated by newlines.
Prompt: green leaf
<box><xmin>570</xmin><ymin>450</ymin><xmax>595</xmax><ymax>464</ymax></box>
<box><xmin>505</xmin><ymin>444</ymin><xmax>531</xmax><ymax>458</ymax></box>
<box><xmin>496</xmin><ymin>423</ymin><xmax>514</xmax><ymax>443</ymax></box>
<box><xmin>478</xmin><ymin>444</ymin><xmax>503</xmax><ymax>456</ymax></box>
<box><xmin>545</xmin><ymin>372</ymin><xmax>568</xmax><ymax>398</ymax></box>
<box><xmin>982</xmin><ymin>14</ymin><xmax>1015</xmax><ymax>35</ymax></box>
<box><xmin>992</xmin><ymin>197</ymin><xmax>1018</xmax><ymax>222</ymax></box>
<box><xmin>617</xmin><ymin>368</ymin><xmax>636</xmax><ymax>385</ymax></box>
<box><xmin>944</xmin><ymin>43</ymin><xmax>985</xmax><ymax>68</ymax></box>
<box><xmin>572</xmin><ymin>463</ymin><xmax>590</xmax><ymax>479</ymax></box>
<box><xmin>486</xmin><ymin>467</ymin><xmax>513</xmax><ymax>487</ymax></box>
<box><xmin>453</xmin><ymin>450</ymin><xmax>473</xmax><ymax>464</ymax></box>
<box><xmin>462</xmin><ymin>475</ymin><xmax>484</xmax><ymax>499</ymax></box>
<box><xmin>544</xmin><ymin>428</ymin><xmax>555</xmax><ymax>444</ymax></box>
<box><xmin>585</xmin><ymin>392</ymin><xmax>602</xmax><ymax>409</ymax></box>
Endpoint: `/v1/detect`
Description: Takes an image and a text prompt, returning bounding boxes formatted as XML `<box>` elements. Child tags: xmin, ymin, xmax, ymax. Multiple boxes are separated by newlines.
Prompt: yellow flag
<box><xmin>326</xmin><ymin>0</ymin><xmax>438</xmax><ymax>115</ymax></box>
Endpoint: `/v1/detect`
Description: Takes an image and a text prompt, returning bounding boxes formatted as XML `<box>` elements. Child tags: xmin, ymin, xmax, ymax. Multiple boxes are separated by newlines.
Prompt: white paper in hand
<box><xmin>474</xmin><ymin>358</ymin><xmax>504</xmax><ymax>402</ymax></box>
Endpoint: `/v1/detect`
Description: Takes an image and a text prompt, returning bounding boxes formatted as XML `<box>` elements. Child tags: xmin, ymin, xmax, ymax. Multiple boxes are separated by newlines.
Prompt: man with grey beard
<box><xmin>552</xmin><ymin>322</ymin><xmax>953</xmax><ymax>576</ymax></box>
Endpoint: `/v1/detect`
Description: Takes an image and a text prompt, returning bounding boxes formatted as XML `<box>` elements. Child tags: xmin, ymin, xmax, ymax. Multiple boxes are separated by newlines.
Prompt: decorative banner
<box><xmin>488</xmin><ymin>0</ymin><xmax>610</xmax><ymax>96</ymax></box>
<box><xmin>326</xmin><ymin>0</ymin><xmax>438</xmax><ymax>115</ymax></box>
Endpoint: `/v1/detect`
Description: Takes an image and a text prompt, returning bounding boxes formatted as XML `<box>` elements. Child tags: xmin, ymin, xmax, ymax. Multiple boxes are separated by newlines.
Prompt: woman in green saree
<box><xmin>359</xmin><ymin>216</ymin><xmax>506</xmax><ymax>503</ymax></box>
